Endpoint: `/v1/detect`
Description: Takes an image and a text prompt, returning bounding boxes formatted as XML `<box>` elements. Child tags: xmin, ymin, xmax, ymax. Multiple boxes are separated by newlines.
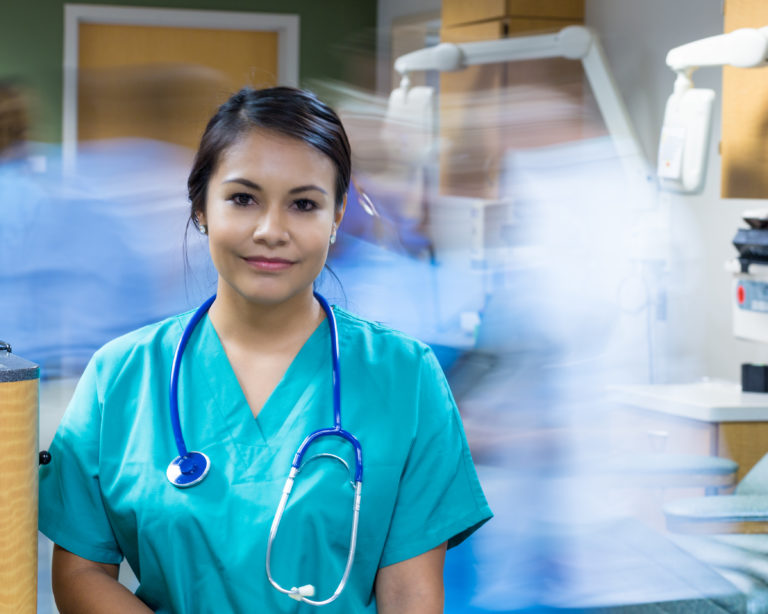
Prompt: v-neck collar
<box><xmin>194</xmin><ymin>313</ymin><xmax>330</xmax><ymax>447</ymax></box>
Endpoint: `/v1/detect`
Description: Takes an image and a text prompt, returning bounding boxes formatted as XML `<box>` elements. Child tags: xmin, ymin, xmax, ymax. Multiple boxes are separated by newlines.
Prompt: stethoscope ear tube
<box><xmin>291</xmin><ymin>427</ymin><xmax>363</xmax><ymax>483</ymax></box>
<box><xmin>266</xmin><ymin>472</ymin><xmax>363</xmax><ymax>606</ymax></box>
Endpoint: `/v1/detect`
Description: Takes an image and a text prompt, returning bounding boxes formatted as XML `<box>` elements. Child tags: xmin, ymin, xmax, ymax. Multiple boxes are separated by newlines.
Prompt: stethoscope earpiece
<box><xmin>289</xmin><ymin>585</ymin><xmax>316</xmax><ymax>600</ymax></box>
<box><xmin>166</xmin><ymin>451</ymin><xmax>211</xmax><ymax>487</ymax></box>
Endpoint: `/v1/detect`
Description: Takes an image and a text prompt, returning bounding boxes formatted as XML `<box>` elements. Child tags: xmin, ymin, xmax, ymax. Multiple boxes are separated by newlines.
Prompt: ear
<box><xmin>334</xmin><ymin>193</ymin><xmax>347</xmax><ymax>229</ymax></box>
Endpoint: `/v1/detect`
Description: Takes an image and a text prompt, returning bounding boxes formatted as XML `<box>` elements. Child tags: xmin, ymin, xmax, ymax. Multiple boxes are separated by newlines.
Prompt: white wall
<box><xmin>375</xmin><ymin>0</ymin><xmax>764</xmax><ymax>382</ymax></box>
<box><xmin>588</xmin><ymin>0</ymin><xmax>768</xmax><ymax>382</ymax></box>
<box><xmin>376</xmin><ymin>0</ymin><xmax>441</xmax><ymax>93</ymax></box>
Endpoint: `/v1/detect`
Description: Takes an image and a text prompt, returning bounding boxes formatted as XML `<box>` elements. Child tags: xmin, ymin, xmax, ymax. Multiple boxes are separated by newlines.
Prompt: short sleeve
<box><xmin>379</xmin><ymin>348</ymin><xmax>492</xmax><ymax>567</ymax></box>
<box><xmin>38</xmin><ymin>356</ymin><xmax>123</xmax><ymax>564</ymax></box>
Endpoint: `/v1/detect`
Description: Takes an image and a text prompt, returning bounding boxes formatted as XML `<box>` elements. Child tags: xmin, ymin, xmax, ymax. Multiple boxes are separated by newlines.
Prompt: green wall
<box><xmin>0</xmin><ymin>0</ymin><xmax>377</xmax><ymax>142</ymax></box>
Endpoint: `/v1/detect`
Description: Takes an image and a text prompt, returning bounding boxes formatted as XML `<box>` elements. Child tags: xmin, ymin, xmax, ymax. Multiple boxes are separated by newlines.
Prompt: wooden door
<box><xmin>77</xmin><ymin>24</ymin><xmax>278</xmax><ymax>149</ymax></box>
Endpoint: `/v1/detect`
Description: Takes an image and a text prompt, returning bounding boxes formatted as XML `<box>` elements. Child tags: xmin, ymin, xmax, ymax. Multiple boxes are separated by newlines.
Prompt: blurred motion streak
<box><xmin>1</xmin><ymin>71</ymin><xmax>217</xmax><ymax>378</ymax></box>
<box><xmin>311</xmin><ymin>23</ymin><xmax>733</xmax><ymax>612</ymax></box>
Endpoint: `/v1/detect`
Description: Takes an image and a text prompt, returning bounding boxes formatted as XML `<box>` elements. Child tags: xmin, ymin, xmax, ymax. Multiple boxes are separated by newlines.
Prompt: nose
<box><xmin>252</xmin><ymin>205</ymin><xmax>289</xmax><ymax>246</ymax></box>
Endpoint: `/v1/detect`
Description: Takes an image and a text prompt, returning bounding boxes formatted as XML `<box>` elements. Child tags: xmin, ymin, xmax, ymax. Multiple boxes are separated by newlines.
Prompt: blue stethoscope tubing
<box><xmin>166</xmin><ymin>291</ymin><xmax>363</xmax><ymax>606</ymax></box>
<box><xmin>166</xmin><ymin>294</ymin><xmax>216</xmax><ymax>486</ymax></box>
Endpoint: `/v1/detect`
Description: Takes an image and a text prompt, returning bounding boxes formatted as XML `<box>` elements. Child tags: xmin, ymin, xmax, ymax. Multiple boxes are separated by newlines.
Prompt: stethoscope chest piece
<box><xmin>166</xmin><ymin>451</ymin><xmax>211</xmax><ymax>487</ymax></box>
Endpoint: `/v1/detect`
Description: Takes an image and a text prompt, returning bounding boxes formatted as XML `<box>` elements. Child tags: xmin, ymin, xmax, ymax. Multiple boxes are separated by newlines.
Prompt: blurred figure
<box><xmin>0</xmin><ymin>74</ymin><xmax>215</xmax><ymax>378</ymax></box>
<box><xmin>312</xmin><ymin>33</ymin><xmax>735</xmax><ymax>605</ymax></box>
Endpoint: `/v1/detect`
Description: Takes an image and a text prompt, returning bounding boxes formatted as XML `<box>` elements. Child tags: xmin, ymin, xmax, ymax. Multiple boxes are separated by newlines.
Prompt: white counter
<box><xmin>610</xmin><ymin>380</ymin><xmax>768</xmax><ymax>423</ymax></box>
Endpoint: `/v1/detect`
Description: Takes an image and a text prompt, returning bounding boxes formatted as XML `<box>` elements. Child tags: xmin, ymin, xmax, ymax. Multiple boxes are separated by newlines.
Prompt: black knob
<box><xmin>39</xmin><ymin>450</ymin><xmax>51</xmax><ymax>465</ymax></box>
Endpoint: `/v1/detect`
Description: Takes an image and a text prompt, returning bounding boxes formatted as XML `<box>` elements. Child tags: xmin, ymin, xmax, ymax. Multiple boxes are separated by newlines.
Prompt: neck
<box><xmin>208</xmin><ymin>285</ymin><xmax>324</xmax><ymax>351</ymax></box>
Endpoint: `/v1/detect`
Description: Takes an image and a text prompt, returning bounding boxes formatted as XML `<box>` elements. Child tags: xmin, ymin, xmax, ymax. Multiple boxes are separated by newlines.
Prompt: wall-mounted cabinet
<box><xmin>722</xmin><ymin>0</ymin><xmax>768</xmax><ymax>198</ymax></box>
<box><xmin>442</xmin><ymin>0</ymin><xmax>584</xmax><ymax>29</ymax></box>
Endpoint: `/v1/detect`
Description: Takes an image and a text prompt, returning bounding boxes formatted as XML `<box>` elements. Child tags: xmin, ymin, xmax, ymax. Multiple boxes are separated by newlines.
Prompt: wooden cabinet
<box><xmin>0</xmin><ymin>353</ymin><xmax>39</xmax><ymax>613</ymax></box>
<box><xmin>718</xmin><ymin>422</ymin><xmax>768</xmax><ymax>482</ymax></box>
<box><xmin>611</xmin><ymin>381</ymin><xmax>768</xmax><ymax>482</ymax></box>
<box><xmin>721</xmin><ymin>0</ymin><xmax>768</xmax><ymax>198</ymax></box>
<box><xmin>610</xmin><ymin>406</ymin><xmax>717</xmax><ymax>460</ymax></box>
<box><xmin>438</xmin><ymin>0</ymin><xmax>587</xmax><ymax>198</ymax></box>
<box><xmin>442</xmin><ymin>0</ymin><xmax>584</xmax><ymax>29</ymax></box>
<box><xmin>611</xmin><ymin>405</ymin><xmax>768</xmax><ymax>484</ymax></box>
<box><xmin>607</xmin><ymin>406</ymin><xmax>734</xmax><ymax>531</ymax></box>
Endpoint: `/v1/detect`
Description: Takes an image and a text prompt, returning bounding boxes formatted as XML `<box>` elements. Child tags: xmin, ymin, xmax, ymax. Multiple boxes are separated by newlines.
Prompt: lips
<box><xmin>243</xmin><ymin>256</ymin><xmax>296</xmax><ymax>272</ymax></box>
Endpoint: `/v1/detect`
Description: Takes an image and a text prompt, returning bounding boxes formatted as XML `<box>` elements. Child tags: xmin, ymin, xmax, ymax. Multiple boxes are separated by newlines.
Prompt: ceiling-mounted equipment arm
<box><xmin>392</xmin><ymin>25</ymin><xmax>652</xmax><ymax>200</ymax></box>
<box><xmin>658</xmin><ymin>26</ymin><xmax>768</xmax><ymax>194</ymax></box>
<box><xmin>394</xmin><ymin>25</ymin><xmax>593</xmax><ymax>75</ymax></box>
<box><xmin>667</xmin><ymin>27</ymin><xmax>768</xmax><ymax>73</ymax></box>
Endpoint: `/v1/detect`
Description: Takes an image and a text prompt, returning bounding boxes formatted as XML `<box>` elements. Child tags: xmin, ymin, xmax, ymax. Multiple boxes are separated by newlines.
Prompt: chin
<box><xmin>237</xmin><ymin>284</ymin><xmax>313</xmax><ymax>307</ymax></box>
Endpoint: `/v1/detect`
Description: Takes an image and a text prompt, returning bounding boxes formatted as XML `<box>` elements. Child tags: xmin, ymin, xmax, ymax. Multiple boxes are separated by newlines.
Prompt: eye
<box><xmin>293</xmin><ymin>198</ymin><xmax>318</xmax><ymax>212</ymax></box>
<box><xmin>230</xmin><ymin>193</ymin><xmax>255</xmax><ymax>206</ymax></box>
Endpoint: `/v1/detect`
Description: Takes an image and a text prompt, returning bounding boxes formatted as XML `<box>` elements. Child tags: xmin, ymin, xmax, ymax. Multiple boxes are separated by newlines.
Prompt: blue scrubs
<box><xmin>39</xmin><ymin>307</ymin><xmax>492</xmax><ymax>612</ymax></box>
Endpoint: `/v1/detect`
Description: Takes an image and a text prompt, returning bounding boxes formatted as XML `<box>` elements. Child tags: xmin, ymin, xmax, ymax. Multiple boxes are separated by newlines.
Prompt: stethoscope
<box><xmin>165</xmin><ymin>292</ymin><xmax>363</xmax><ymax>606</ymax></box>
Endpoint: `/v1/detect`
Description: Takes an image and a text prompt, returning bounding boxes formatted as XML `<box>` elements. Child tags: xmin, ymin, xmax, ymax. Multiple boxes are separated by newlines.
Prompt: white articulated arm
<box><xmin>394</xmin><ymin>26</ymin><xmax>593</xmax><ymax>76</ymax></box>
<box><xmin>666</xmin><ymin>27</ymin><xmax>768</xmax><ymax>73</ymax></box>
<box><xmin>579</xmin><ymin>28</ymin><xmax>647</xmax><ymax>167</ymax></box>
<box><xmin>393</xmin><ymin>26</ymin><xmax>650</xmax><ymax>194</ymax></box>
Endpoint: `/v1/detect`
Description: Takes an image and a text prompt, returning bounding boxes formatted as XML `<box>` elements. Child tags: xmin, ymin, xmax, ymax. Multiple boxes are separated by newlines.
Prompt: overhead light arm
<box><xmin>394</xmin><ymin>26</ymin><xmax>594</xmax><ymax>75</ymax></box>
<box><xmin>392</xmin><ymin>26</ymin><xmax>651</xmax><ymax>199</ymax></box>
<box><xmin>666</xmin><ymin>27</ymin><xmax>768</xmax><ymax>73</ymax></box>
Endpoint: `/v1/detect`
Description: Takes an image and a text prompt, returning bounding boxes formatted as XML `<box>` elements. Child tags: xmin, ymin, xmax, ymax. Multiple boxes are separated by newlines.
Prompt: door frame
<box><xmin>62</xmin><ymin>3</ymin><xmax>300</xmax><ymax>169</ymax></box>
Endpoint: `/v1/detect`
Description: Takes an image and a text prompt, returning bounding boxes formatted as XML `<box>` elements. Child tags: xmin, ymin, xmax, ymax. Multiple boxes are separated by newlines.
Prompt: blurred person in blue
<box><xmin>39</xmin><ymin>86</ymin><xmax>492</xmax><ymax>614</ymax></box>
<box><xmin>0</xmin><ymin>76</ymin><xmax>213</xmax><ymax>378</ymax></box>
<box><xmin>0</xmin><ymin>78</ymin><xmax>53</xmax><ymax>355</ymax></box>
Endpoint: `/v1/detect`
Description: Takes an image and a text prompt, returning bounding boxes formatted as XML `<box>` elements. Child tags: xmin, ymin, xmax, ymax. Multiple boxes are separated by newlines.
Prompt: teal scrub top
<box><xmin>39</xmin><ymin>306</ymin><xmax>492</xmax><ymax>613</ymax></box>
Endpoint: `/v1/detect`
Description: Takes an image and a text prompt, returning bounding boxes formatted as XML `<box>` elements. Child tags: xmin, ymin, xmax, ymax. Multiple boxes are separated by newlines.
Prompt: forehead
<box><xmin>215</xmin><ymin>128</ymin><xmax>336</xmax><ymax>182</ymax></box>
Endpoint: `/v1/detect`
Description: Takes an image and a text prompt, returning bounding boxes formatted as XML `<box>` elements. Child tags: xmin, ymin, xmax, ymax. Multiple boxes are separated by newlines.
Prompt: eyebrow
<box><xmin>223</xmin><ymin>178</ymin><xmax>328</xmax><ymax>195</ymax></box>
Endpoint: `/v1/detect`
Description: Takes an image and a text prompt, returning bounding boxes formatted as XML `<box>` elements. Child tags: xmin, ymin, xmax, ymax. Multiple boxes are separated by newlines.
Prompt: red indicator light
<box><xmin>738</xmin><ymin>284</ymin><xmax>746</xmax><ymax>304</ymax></box>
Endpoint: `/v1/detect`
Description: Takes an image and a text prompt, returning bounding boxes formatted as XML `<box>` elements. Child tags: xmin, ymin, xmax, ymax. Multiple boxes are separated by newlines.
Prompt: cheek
<box><xmin>206</xmin><ymin>223</ymin><xmax>245</xmax><ymax>267</ymax></box>
<box><xmin>206</xmin><ymin>201</ymin><xmax>254</xmax><ymax>240</ymax></box>
<box><xmin>309</xmin><ymin>224</ymin><xmax>333</xmax><ymax>244</ymax></box>
<box><xmin>296</xmin><ymin>214</ymin><xmax>335</xmax><ymax>245</ymax></box>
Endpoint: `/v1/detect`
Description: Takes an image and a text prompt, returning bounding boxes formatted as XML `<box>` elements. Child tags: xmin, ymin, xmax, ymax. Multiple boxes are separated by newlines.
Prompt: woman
<box><xmin>39</xmin><ymin>87</ymin><xmax>492</xmax><ymax>613</ymax></box>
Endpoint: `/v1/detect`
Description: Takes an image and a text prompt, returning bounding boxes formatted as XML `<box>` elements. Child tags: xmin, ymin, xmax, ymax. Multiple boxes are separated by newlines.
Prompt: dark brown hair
<box><xmin>187</xmin><ymin>86</ymin><xmax>351</xmax><ymax>230</ymax></box>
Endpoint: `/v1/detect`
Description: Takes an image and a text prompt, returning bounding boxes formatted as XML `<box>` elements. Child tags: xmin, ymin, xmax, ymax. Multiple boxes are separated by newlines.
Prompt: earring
<box><xmin>329</xmin><ymin>231</ymin><xmax>337</xmax><ymax>245</ymax></box>
<box><xmin>198</xmin><ymin>223</ymin><xmax>207</xmax><ymax>235</ymax></box>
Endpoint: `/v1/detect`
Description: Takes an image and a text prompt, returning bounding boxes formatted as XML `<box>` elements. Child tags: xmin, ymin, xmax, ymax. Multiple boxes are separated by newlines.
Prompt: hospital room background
<box><xmin>5</xmin><ymin>0</ymin><xmax>768</xmax><ymax>611</ymax></box>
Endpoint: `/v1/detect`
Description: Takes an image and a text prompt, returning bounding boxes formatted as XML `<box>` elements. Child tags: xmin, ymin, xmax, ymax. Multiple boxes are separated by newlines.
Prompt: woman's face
<box><xmin>198</xmin><ymin>128</ymin><xmax>344</xmax><ymax>307</ymax></box>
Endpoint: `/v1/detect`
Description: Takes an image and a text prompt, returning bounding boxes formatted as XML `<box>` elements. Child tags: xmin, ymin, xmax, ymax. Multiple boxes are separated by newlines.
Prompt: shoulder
<box><xmin>88</xmin><ymin>309</ymin><xmax>193</xmax><ymax>378</ymax></box>
<box><xmin>334</xmin><ymin>307</ymin><xmax>429</xmax><ymax>354</ymax></box>
<box><xmin>333</xmin><ymin>307</ymin><xmax>440</xmax><ymax>375</ymax></box>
